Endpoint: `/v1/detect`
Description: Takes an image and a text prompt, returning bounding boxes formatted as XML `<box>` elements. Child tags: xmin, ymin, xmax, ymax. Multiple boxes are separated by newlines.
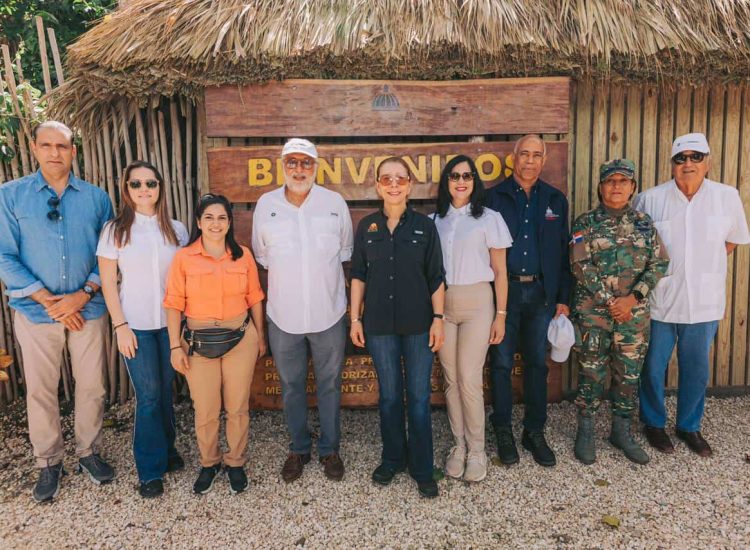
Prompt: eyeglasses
<box><xmin>128</xmin><ymin>179</ymin><xmax>159</xmax><ymax>189</ymax></box>
<box><xmin>672</xmin><ymin>152</ymin><xmax>707</xmax><ymax>165</ymax></box>
<box><xmin>47</xmin><ymin>196</ymin><xmax>61</xmax><ymax>221</ymax></box>
<box><xmin>284</xmin><ymin>158</ymin><xmax>315</xmax><ymax>170</ymax></box>
<box><xmin>377</xmin><ymin>175</ymin><xmax>410</xmax><ymax>186</ymax></box>
<box><xmin>448</xmin><ymin>171</ymin><xmax>474</xmax><ymax>183</ymax></box>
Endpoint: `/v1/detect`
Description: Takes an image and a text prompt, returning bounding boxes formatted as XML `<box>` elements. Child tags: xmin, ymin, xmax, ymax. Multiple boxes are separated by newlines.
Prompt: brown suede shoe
<box><xmin>281</xmin><ymin>452</ymin><xmax>311</xmax><ymax>483</ymax></box>
<box><xmin>644</xmin><ymin>426</ymin><xmax>675</xmax><ymax>454</ymax></box>
<box><xmin>676</xmin><ymin>430</ymin><xmax>713</xmax><ymax>457</ymax></box>
<box><xmin>320</xmin><ymin>453</ymin><xmax>345</xmax><ymax>481</ymax></box>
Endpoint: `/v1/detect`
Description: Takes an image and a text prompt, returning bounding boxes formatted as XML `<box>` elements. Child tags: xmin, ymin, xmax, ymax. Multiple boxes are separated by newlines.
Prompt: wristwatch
<box><xmin>82</xmin><ymin>284</ymin><xmax>96</xmax><ymax>300</ymax></box>
<box><xmin>433</xmin><ymin>314</ymin><xmax>444</xmax><ymax>320</ymax></box>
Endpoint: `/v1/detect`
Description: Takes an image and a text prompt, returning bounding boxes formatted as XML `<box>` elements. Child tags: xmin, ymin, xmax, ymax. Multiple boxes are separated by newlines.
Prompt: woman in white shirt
<box><xmin>433</xmin><ymin>155</ymin><xmax>513</xmax><ymax>482</ymax></box>
<box><xmin>97</xmin><ymin>161</ymin><xmax>188</xmax><ymax>499</ymax></box>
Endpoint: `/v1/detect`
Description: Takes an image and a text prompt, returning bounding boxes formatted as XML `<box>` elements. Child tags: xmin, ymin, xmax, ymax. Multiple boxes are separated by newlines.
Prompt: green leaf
<box><xmin>594</xmin><ymin>478</ymin><xmax>610</xmax><ymax>487</ymax></box>
<box><xmin>602</xmin><ymin>515</ymin><xmax>620</xmax><ymax>528</ymax></box>
<box><xmin>432</xmin><ymin>467</ymin><xmax>445</xmax><ymax>481</ymax></box>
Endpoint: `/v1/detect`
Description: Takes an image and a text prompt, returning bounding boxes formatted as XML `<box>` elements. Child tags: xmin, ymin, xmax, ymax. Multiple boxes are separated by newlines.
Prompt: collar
<box><xmin>34</xmin><ymin>169</ymin><xmax>79</xmax><ymax>192</ymax></box>
<box><xmin>134</xmin><ymin>211</ymin><xmax>159</xmax><ymax>226</ymax></box>
<box><xmin>596</xmin><ymin>203</ymin><xmax>632</xmax><ymax>219</ymax></box>
<box><xmin>282</xmin><ymin>181</ymin><xmax>317</xmax><ymax>208</ymax></box>
<box><xmin>378</xmin><ymin>205</ymin><xmax>411</xmax><ymax>221</ymax></box>
<box><xmin>447</xmin><ymin>203</ymin><xmax>471</xmax><ymax>217</ymax></box>
<box><xmin>185</xmin><ymin>238</ymin><xmax>229</xmax><ymax>260</ymax></box>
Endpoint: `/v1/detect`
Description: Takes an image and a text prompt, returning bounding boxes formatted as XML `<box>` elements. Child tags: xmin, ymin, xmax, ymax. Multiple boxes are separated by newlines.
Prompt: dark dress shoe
<box><xmin>643</xmin><ymin>426</ymin><xmax>675</xmax><ymax>454</ymax></box>
<box><xmin>676</xmin><ymin>429</ymin><xmax>713</xmax><ymax>457</ymax></box>
<box><xmin>371</xmin><ymin>463</ymin><xmax>405</xmax><ymax>486</ymax></box>
<box><xmin>166</xmin><ymin>453</ymin><xmax>185</xmax><ymax>473</ymax></box>
<box><xmin>417</xmin><ymin>480</ymin><xmax>439</xmax><ymax>498</ymax></box>
<box><xmin>281</xmin><ymin>452</ymin><xmax>311</xmax><ymax>483</ymax></box>
<box><xmin>320</xmin><ymin>453</ymin><xmax>345</xmax><ymax>481</ymax></box>
<box><xmin>521</xmin><ymin>430</ymin><xmax>556</xmax><ymax>467</ymax></box>
<box><xmin>494</xmin><ymin>425</ymin><xmax>519</xmax><ymax>465</ymax></box>
<box><xmin>138</xmin><ymin>479</ymin><xmax>164</xmax><ymax>498</ymax></box>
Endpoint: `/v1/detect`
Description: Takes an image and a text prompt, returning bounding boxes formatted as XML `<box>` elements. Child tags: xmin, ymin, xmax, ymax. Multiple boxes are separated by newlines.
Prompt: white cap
<box><xmin>671</xmin><ymin>133</ymin><xmax>710</xmax><ymax>157</ymax></box>
<box><xmin>547</xmin><ymin>314</ymin><xmax>575</xmax><ymax>363</ymax></box>
<box><xmin>281</xmin><ymin>138</ymin><xmax>318</xmax><ymax>159</ymax></box>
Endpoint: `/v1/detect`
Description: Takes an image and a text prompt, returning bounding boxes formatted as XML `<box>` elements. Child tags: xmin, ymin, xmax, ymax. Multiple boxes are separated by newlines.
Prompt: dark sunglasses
<box><xmin>128</xmin><ymin>179</ymin><xmax>159</xmax><ymax>189</ymax></box>
<box><xmin>47</xmin><ymin>196</ymin><xmax>61</xmax><ymax>221</ymax></box>
<box><xmin>672</xmin><ymin>152</ymin><xmax>707</xmax><ymax>165</ymax></box>
<box><xmin>448</xmin><ymin>171</ymin><xmax>474</xmax><ymax>182</ymax></box>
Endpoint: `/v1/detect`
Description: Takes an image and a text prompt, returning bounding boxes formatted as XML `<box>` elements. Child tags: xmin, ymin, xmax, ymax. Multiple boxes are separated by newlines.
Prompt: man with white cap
<box><xmin>252</xmin><ymin>138</ymin><xmax>353</xmax><ymax>481</ymax></box>
<box><xmin>633</xmin><ymin>133</ymin><xmax>750</xmax><ymax>457</ymax></box>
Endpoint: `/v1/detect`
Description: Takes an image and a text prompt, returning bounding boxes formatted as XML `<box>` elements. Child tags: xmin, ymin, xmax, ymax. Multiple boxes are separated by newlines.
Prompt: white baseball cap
<box><xmin>547</xmin><ymin>314</ymin><xmax>575</xmax><ymax>363</ymax></box>
<box><xmin>281</xmin><ymin>138</ymin><xmax>318</xmax><ymax>159</ymax></box>
<box><xmin>671</xmin><ymin>133</ymin><xmax>710</xmax><ymax>157</ymax></box>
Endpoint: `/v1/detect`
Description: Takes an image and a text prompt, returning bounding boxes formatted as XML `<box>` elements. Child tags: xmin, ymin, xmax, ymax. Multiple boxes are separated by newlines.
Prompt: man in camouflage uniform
<box><xmin>570</xmin><ymin>159</ymin><xmax>669</xmax><ymax>465</ymax></box>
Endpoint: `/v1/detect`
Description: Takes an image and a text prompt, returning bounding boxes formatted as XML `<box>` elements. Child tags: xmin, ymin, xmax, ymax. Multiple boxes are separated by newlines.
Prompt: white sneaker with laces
<box><xmin>444</xmin><ymin>445</ymin><xmax>466</xmax><ymax>479</ymax></box>
<box><xmin>463</xmin><ymin>451</ymin><xmax>487</xmax><ymax>482</ymax></box>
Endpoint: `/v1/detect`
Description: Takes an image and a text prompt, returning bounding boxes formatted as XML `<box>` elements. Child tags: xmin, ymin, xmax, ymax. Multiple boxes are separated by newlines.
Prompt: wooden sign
<box><xmin>209</xmin><ymin>141</ymin><xmax>568</xmax><ymax>202</ymax></box>
<box><xmin>249</xmin><ymin>354</ymin><xmax>562</xmax><ymax>409</ymax></box>
<box><xmin>204</xmin><ymin>78</ymin><xmax>570</xmax><ymax>137</ymax></box>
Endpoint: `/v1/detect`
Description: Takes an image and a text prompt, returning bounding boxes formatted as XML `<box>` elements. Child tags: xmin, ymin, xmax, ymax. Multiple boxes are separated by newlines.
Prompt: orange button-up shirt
<box><xmin>163</xmin><ymin>240</ymin><xmax>264</xmax><ymax>320</ymax></box>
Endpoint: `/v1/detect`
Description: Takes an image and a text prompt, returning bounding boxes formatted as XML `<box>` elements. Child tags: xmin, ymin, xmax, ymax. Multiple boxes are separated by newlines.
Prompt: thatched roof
<box><xmin>52</xmin><ymin>0</ymin><xmax>750</xmax><ymax>125</ymax></box>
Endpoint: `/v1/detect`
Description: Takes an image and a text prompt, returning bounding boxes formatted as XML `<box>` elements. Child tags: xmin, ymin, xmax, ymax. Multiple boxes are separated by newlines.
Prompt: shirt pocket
<box><xmin>185</xmin><ymin>266</ymin><xmax>215</xmax><ymax>297</ymax></box>
<box><xmin>311</xmin><ymin>216</ymin><xmax>340</xmax><ymax>259</ymax></box>
<box><xmin>225</xmin><ymin>263</ymin><xmax>249</xmax><ymax>296</ymax></box>
<box><xmin>364</xmin><ymin>234</ymin><xmax>387</xmax><ymax>264</ymax></box>
<box><xmin>400</xmin><ymin>234</ymin><xmax>428</xmax><ymax>264</ymax></box>
<box><xmin>263</xmin><ymin>220</ymin><xmax>296</xmax><ymax>255</ymax></box>
<box><xmin>706</xmin><ymin>216</ymin><xmax>730</xmax><ymax>244</ymax></box>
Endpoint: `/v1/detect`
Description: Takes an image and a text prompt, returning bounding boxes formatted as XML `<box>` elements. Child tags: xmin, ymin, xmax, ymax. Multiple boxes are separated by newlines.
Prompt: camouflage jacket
<box><xmin>570</xmin><ymin>204</ymin><xmax>668</xmax><ymax>309</ymax></box>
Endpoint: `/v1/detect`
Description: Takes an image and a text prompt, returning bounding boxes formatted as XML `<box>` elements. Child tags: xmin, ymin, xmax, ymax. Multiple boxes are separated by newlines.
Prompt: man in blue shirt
<box><xmin>484</xmin><ymin>135</ymin><xmax>571</xmax><ymax>467</ymax></box>
<box><xmin>0</xmin><ymin>121</ymin><xmax>114</xmax><ymax>502</ymax></box>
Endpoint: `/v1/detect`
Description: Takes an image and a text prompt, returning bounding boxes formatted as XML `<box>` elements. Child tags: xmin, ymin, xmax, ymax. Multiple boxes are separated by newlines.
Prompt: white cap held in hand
<box><xmin>547</xmin><ymin>314</ymin><xmax>575</xmax><ymax>362</ymax></box>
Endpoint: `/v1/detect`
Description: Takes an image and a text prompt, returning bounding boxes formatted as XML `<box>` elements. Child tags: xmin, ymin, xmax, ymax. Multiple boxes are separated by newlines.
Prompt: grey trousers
<box><xmin>267</xmin><ymin>315</ymin><xmax>346</xmax><ymax>456</ymax></box>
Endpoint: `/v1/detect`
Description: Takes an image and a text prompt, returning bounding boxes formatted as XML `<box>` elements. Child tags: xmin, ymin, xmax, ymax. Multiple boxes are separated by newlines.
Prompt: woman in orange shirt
<box><xmin>164</xmin><ymin>194</ymin><xmax>265</xmax><ymax>495</ymax></box>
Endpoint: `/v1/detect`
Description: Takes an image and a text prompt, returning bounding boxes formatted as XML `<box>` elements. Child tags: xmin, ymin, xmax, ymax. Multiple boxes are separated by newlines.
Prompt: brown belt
<box><xmin>509</xmin><ymin>274</ymin><xmax>540</xmax><ymax>283</ymax></box>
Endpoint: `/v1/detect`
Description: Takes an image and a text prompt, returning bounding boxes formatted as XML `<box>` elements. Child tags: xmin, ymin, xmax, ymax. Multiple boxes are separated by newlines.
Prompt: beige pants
<box><xmin>14</xmin><ymin>312</ymin><xmax>107</xmax><ymax>468</ymax></box>
<box><xmin>438</xmin><ymin>283</ymin><xmax>494</xmax><ymax>453</ymax></box>
<box><xmin>183</xmin><ymin>313</ymin><xmax>259</xmax><ymax>467</ymax></box>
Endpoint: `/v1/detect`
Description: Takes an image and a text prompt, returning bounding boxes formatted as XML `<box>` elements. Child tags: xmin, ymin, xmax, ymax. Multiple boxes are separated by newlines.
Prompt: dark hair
<box><xmin>375</xmin><ymin>156</ymin><xmax>413</xmax><ymax>180</ymax></box>
<box><xmin>436</xmin><ymin>155</ymin><xmax>485</xmax><ymax>219</ymax></box>
<box><xmin>188</xmin><ymin>194</ymin><xmax>243</xmax><ymax>261</ymax></box>
<box><xmin>106</xmin><ymin>160</ymin><xmax>179</xmax><ymax>248</ymax></box>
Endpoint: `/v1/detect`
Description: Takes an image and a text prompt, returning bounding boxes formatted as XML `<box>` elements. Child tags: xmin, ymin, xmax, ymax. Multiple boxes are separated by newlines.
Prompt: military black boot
<box><xmin>574</xmin><ymin>413</ymin><xmax>596</xmax><ymax>465</ymax></box>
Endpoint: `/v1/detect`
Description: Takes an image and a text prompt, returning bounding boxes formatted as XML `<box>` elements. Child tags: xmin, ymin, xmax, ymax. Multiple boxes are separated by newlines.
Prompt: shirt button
<box><xmin>60</xmin><ymin>235</ymin><xmax>64</xmax><ymax>239</ymax></box>
<box><xmin>522</xmin><ymin>268</ymin><xmax>526</xmax><ymax>272</ymax></box>
<box><xmin>62</xmin><ymin>256</ymin><xmax>66</xmax><ymax>260</ymax></box>
<box><xmin>62</xmin><ymin>275</ymin><xmax>66</xmax><ymax>279</ymax></box>
<box><xmin>389</xmin><ymin>256</ymin><xmax>394</xmax><ymax>260</ymax></box>
<box><xmin>389</xmin><ymin>276</ymin><xmax>394</xmax><ymax>280</ymax></box>
<box><xmin>524</xmin><ymin>219</ymin><xmax>529</xmax><ymax>223</ymax></box>
<box><xmin>389</xmin><ymin>295</ymin><xmax>393</xmax><ymax>299</ymax></box>
<box><xmin>524</xmin><ymin>235</ymin><xmax>528</xmax><ymax>239</ymax></box>
<box><xmin>523</xmin><ymin>252</ymin><xmax>527</xmax><ymax>256</ymax></box>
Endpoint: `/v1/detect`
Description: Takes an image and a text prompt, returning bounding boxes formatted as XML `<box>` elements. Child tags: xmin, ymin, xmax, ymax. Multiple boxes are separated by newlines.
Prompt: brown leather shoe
<box><xmin>676</xmin><ymin>429</ymin><xmax>713</xmax><ymax>457</ymax></box>
<box><xmin>281</xmin><ymin>452</ymin><xmax>311</xmax><ymax>483</ymax></box>
<box><xmin>644</xmin><ymin>426</ymin><xmax>675</xmax><ymax>454</ymax></box>
<box><xmin>320</xmin><ymin>453</ymin><xmax>345</xmax><ymax>481</ymax></box>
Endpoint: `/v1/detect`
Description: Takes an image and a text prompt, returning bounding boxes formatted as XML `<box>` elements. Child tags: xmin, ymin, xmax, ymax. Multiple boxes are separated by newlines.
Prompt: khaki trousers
<box><xmin>438</xmin><ymin>283</ymin><xmax>494</xmax><ymax>453</ymax></box>
<box><xmin>14</xmin><ymin>312</ymin><xmax>107</xmax><ymax>468</ymax></box>
<box><xmin>183</xmin><ymin>313</ymin><xmax>259</xmax><ymax>467</ymax></box>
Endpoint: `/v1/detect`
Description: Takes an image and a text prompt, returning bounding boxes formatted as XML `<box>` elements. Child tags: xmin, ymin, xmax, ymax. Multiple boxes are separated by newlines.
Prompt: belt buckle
<box><xmin>518</xmin><ymin>275</ymin><xmax>535</xmax><ymax>283</ymax></box>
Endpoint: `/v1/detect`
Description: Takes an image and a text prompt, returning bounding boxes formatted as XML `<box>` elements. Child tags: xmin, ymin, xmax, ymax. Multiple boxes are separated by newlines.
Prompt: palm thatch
<box><xmin>51</xmin><ymin>0</ymin><xmax>750</xmax><ymax>126</ymax></box>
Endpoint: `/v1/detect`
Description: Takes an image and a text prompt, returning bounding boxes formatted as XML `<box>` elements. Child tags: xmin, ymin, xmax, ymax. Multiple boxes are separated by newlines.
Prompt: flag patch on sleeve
<box><xmin>570</xmin><ymin>231</ymin><xmax>584</xmax><ymax>244</ymax></box>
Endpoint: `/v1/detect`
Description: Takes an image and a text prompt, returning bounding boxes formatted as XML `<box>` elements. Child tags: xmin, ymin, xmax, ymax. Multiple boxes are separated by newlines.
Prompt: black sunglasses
<box><xmin>672</xmin><ymin>152</ymin><xmax>707</xmax><ymax>165</ymax></box>
<box><xmin>448</xmin><ymin>171</ymin><xmax>474</xmax><ymax>182</ymax></box>
<box><xmin>128</xmin><ymin>179</ymin><xmax>159</xmax><ymax>189</ymax></box>
<box><xmin>47</xmin><ymin>196</ymin><xmax>61</xmax><ymax>221</ymax></box>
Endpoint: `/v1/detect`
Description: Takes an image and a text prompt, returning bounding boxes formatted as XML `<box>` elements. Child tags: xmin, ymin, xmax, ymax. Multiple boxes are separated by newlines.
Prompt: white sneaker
<box><xmin>463</xmin><ymin>451</ymin><xmax>487</xmax><ymax>482</ymax></box>
<box><xmin>444</xmin><ymin>446</ymin><xmax>466</xmax><ymax>478</ymax></box>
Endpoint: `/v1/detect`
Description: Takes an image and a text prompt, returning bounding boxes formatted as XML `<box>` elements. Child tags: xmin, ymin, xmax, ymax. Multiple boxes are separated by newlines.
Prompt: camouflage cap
<box><xmin>599</xmin><ymin>158</ymin><xmax>636</xmax><ymax>182</ymax></box>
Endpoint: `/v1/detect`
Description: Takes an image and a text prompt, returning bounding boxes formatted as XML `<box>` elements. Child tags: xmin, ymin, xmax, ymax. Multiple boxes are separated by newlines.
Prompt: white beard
<box><xmin>286</xmin><ymin>179</ymin><xmax>314</xmax><ymax>195</ymax></box>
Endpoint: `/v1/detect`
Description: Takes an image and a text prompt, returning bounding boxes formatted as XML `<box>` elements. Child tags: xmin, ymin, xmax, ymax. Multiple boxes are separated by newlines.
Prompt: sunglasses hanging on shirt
<box><xmin>47</xmin><ymin>196</ymin><xmax>61</xmax><ymax>221</ymax></box>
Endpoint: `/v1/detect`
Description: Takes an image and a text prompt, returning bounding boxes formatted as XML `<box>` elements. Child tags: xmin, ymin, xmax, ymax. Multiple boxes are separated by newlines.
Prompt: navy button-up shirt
<box><xmin>0</xmin><ymin>170</ymin><xmax>113</xmax><ymax>323</ymax></box>
<box><xmin>507</xmin><ymin>180</ymin><xmax>541</xmax><ymax>276</ymax></box>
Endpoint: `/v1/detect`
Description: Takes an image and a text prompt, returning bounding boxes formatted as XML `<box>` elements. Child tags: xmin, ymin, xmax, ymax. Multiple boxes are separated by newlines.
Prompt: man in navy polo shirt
<box><xmin>484</xmin><ymin>134</ymin><xmax>571</xmax><ymax>467</ymax></box>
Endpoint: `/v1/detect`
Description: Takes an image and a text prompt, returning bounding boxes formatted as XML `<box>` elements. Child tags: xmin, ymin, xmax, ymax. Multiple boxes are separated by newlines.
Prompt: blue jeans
<box><xmin>123</xmin><ymin>328</ymin><xmax>177</xmax><ymax>482</ymax></box>
<box><xmin>268</xmin><ymin>316</ymin><xmax>346</xmax><ymax>457</ymax></box>
<box><xmin>367</xmin><ymin>332</ymin><xmax>434</xmax><ymax>483</ymax></box>
<box><xmin>489</xmin><ymin>280</ymin><xmax>554</xmax><ymax>432</ymax></box>
<box><xmin>639</xmin><ymin>319</ymin><xmax>718</xmax><ymax>432</ymax></box>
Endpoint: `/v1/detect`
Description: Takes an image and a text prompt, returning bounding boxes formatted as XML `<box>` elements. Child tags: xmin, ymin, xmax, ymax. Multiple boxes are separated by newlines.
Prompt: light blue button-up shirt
<box><xmin>0</xmin><ymin>170</ymin><xmax>113</xmax><ymax>323</ymax></box>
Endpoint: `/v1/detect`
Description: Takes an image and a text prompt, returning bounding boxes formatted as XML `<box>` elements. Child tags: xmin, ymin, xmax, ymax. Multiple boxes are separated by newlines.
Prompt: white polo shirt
<box><xmin>633</xmin><ymin>179</ymin><xmax>750</xmax><ymax>324</ymax></box>
<box><xmin>96</xmin><ymin>213</ymin><xmax>189</xmax><ymax>330</ymax></box>
<box><xmin>252</xmin><ymin>184</ymin><xmax>353</xmax><ymax>334</ymax></box>
<box><xmin>433</xmin><ymin>204</ymin><xmax>513</xmax><ymax>286</ymax></box>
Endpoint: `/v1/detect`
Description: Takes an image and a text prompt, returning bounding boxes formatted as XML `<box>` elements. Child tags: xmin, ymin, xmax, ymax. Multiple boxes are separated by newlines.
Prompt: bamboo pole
<box><xmin>110</xmin><ymin>108</ymin><xmax>123</xmax><ymax>180</ymax></box>
<box><xmin>0</xmin><ymin>66</ymin><xmax>21</xmax><ymax>180</ymax></box>
<box><xmin>119</xmin><ymin>101</ymin><xmax>133</xmax><ymax>165</ymax></box>
<box><xmin>14</xmin><ymin>57</ymin><xmax>38</xmax><ymax>173</ymax></box>
<box><xmin>158</xmin><ymin>110</ymin><xmax>176</xmax><ymax>218</ymax></box>
<box><xmin>183</xmin><ymin>99</ymin><xmax>194</xmax><ymax>222</ymax></box>
<box><xmin>34</xmin><ymin>16</ymin><xmax>53</xmax><ymax>95</ymax></box>
<box><xmin>60</xmin><ymin>344</ymin><xmax>73</xmax><ymax>402</ymax></box>
<box><xmin>134</xmin><ymin>106</ymin><xmax>148</xmax><ymax>161</ymax></box>
<box><xmin>102</xmin><ymin>125</ymin><xmax>116</xmax><ymax>205</ymax></box>
<box><xmin>169</xmin><ymin>99</ymin><xmax>187</xmax><ymax>223</ymax></box>
<box><xmin>2</xmin><ymin>46</ymin><xmax>32</xmax><ymax>175</ymax></box>
<box><xmin>46</xmin><ymin>28</ymin><xmax>65</xmax><ymax>86</ymax></box>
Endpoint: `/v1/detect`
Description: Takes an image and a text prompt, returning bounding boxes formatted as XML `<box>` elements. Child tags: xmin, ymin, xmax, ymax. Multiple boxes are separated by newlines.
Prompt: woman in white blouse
<box><xmin>434</xmin><ymin>155</ymin><xmax>513</xmax><ymax>482</ymax></box>
<box><xmin>97</xmin><ymin>160</ymin><xmax>188</xmax><ymax>499</ymax></box>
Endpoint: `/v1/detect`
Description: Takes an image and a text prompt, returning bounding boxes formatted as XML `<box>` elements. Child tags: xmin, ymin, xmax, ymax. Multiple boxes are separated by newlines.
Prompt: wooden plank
<box><xmin>590</xmin><ymin>84</ymin><xmax>608</xmax><ymax>206</ymax></box>
<box><xmin>675</xmin><ymin>87</ymin><xmax>691</xmax><ymax>137</ymax></box>
<box><xmin>572</xmin><ymin>81</ymin><xmax>592</xmax><ymax>249</ymax></box>
<box><xmin>608</xmin><ymin>85</ymin><xmax>625</xmax><ymax>160</ymax></box>
<box><xmin>657</xmin><ymin>88</ymin><xmax>676</xmax><ymax>188</ymax></box>
<box><xmin>640</xmin><ymin>85</ymin><xmax>659</xmax><ymax>191</ymax></box>
<box><xmin>692</xmin><ymin>87</ymin><xmax>709</xmax><ymax>134</ymax></box>
<box><xmin>624</xmin><ymin>85</ymin><xmax>643</xmax><ymax>182</ymax></box>
<box><xmin>209</xmin><ymin>141</ymin><xmax>568</xmax><ymax>203</ymax></box>
<box><xmin>204</xmin><ymin>77</ymin><xmax>571</xmax><ymax>137</ymax></box>
<box><xmin>34</xmin><ymin>17</ymin><xmax>52</xmax><ymax>94</ymax></box>
<box><xmin>727</xmin><ymin>86</ymin><xmax>748</xmax><ymax>386</ymax></box>
<box><xmin>46</xmin><ymin>28</ymin><xmax>64</xmax><ymax>86</ymax></box>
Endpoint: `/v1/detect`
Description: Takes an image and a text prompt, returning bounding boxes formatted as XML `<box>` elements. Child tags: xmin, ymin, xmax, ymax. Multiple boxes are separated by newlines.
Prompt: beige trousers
<box><xmin>438</xmin><ymin>282</ymin><xmax>494</xmax><ymax>453</ymax></box>
<box><xmin>14</xmin><ymin>312</ymin><xmax>108</xmax><ymax>468</ymax></box>
<box><xmin>183</xmin><ymin>313</ymin><xmax>259</xmax><ymax>467</ymax></box>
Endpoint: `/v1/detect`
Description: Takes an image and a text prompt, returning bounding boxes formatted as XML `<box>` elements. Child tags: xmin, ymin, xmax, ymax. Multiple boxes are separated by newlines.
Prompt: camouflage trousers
<box><xmin>574</xmin><ymin>307</ymin><xmax>650</xmax><ymax>418</ymax></box>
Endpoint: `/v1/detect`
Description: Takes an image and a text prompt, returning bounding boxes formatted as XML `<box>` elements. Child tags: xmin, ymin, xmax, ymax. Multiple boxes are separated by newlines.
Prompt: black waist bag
<box><xmin>183</xmin><ymin>314</ymin><xmax>251</xmax><ymax>359</ymax></box>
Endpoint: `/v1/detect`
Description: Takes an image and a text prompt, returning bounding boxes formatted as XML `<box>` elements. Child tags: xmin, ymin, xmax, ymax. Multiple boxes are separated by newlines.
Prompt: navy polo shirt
<box><xmin>507</xmin><ymin>181</ymin><xmax>541</xmax><ymax>276</ymax></box>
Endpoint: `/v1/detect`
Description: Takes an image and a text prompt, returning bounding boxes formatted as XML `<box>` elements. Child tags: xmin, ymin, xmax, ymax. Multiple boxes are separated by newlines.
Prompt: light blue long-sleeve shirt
<box><xmin>0</xmin><ymin>170</ymin><xmax>113</xmax><ymax>323</ymax></box>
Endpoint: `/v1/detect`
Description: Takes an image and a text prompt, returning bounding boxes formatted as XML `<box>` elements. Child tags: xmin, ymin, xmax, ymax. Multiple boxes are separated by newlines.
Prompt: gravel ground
<box><xmin>0</xmin><ymin>395</ymin><xmax>748</xmax><ymax>549</ymax></box>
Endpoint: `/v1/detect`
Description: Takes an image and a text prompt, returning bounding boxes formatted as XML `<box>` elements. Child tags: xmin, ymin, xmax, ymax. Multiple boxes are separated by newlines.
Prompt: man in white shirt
<box><xmin>252</xmin><ymin>138</ymin><xmax>353</xmax><ymax>482</ymax></box>
<box><xmin>633</xmin><ymin>133</ymin><xmax>750</xmax><ymax>457</ymax></box>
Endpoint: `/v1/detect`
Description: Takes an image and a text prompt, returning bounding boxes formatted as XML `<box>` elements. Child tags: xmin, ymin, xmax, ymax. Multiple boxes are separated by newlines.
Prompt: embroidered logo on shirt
<box><xmin>367</xmin><ymin>223</ymin><xmax>378</xmax><ymax>233</ymax></box>
<box><xmin>570</xmin><ymin>231</ymin><xmax>584</xmax><ymax>244</ymax></box>
<box><xmin>414</xmin><ymin>230</ymin><xmax>424</xmax><ymax>235</ymax></box>
<box><xmin>545</xmin><ymin>207</ymin><xmax>559</xmax><ymax>220</ymax></box>
<box><xmin>331</xmin><ymin>212</ymin><xmax>339</xmax><ymax>217</ymax></box>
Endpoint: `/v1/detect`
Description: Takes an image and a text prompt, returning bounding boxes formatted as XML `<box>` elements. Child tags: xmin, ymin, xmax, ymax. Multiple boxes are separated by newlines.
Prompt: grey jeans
<box><xmin>267</xmin><ymin>315</ymin><xmax>346</xmax><ymax>456</ymax></box>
